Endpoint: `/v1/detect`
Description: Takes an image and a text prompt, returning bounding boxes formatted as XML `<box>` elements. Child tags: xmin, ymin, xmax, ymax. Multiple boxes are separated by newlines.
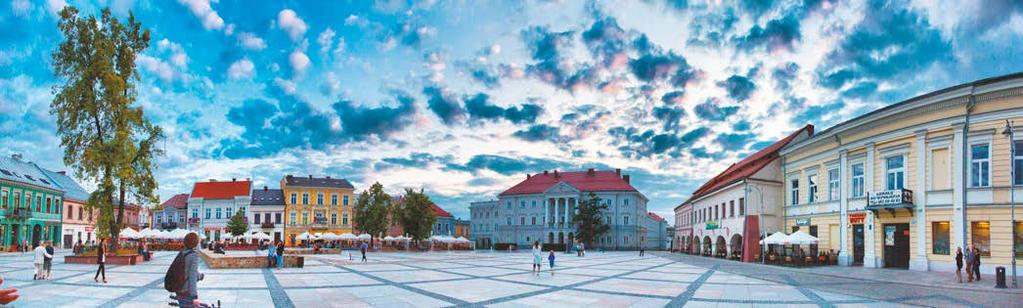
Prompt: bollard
<box><xmin>995</xmin><ymin>266</ymin><xmax>1007</xmax><ymax>288</ymax></box>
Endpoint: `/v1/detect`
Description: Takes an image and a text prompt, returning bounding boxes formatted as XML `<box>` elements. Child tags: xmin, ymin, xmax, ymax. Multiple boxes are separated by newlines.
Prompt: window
<box><xmin>331</xmin><ymin>194</ymin><xmax>337</xmax><ymax>205</ymax></box>
<box><xmin>506</xmin><ymin>217</ymin><xmax>512</xmax><ymax>225</ymax></box>
<box><xmin>331</xmin><ymin>213</ymin><xmax>337</xmax><ymax>225</ymax></box>
<box><xmin>317</xmin><ymin>193</ymin><xmax>324</xmax><ymax>205</ymax></box>
<box><xmin>193</xmin><ymin>208</ymin><xmax>199</xmax><ymax>220</ymax></box>
<box><xmin>970</xmin><ymin>143</ymin><xmax>990</xmax><ymax>187</ymax></box>
<box><xmin>302</xmin><ymin>212</ymin><xmax>309</xmax><ymax>224</ymax></box>
<box><xmin>809</xmin><ymin>225</ymin><xmax>818</xmax><ymax>237</ymax></box>
<box><xmin>302</xmin><ymin>193</ymin><xmax>309</xmax><ymax>204</ymax></box>
<box><xmin>520</xmin><ymin>216</ymin><xmax>525</xmax><ymax>225</ymax></box>
<box><xmin>290</xmin><ymin>193</ymin><xmax>297</xmax><ymax>204</ymax></box>
<box><xmin>624</xmin><ymin>216</ymin><xmax>629</xmax><ymax>225</ymax></box>
<box><xmin>216</xmin><ymin>208</ymin><xmax>222</xmax><ymax>219</ymax></box>
<box><xmin>343</xmin><ymin>195</ymin><xmax>349</xmax><ymax>206</ymax></box>
<box><xmin>739</xmin><ymin>198</ymin><xmax>745</xmax><ymax>215</ymax></box>
<box><xmin>606</xmin><ymin>216</ymin><xmax>611</xmax><ymax>225</ymax></box>
<box><xmin>254</xmin><ymin>214</ymin><xmax>261</xmax><ymax>224</ymax></box>
<box><xmin>506</xmin><ymin>202</ymin><xmax>511</xmax><ymax>209</ymax></box>
<box><xmin>828</xmin><ymin>168</ymin><xmax>840</xmax><ymax>200</ymax></box>
<box><xmin>790</xmin><ymin>179</ymin><xmax>799</xmax><ymax>205</ymax></box>
<box><xmin>342</xmin><ymin>213</ymin><xmax>349</xmax><ymax>224</ymax></box>
<box><xmin>729</xmin><ymin>200</ymin><xmax>734</xmax><ymax>217</ymax></box>
<box><xmin>808</xmin><ymin>174</ymin><xmax>818</xmax><ymax>203</ymax></box>
<box><xmin>290</xmin><ymin>211</ymin><xmax>296</xmax><ymax>225</ymax></box>
<box><xmin>67</xmin><ymin>205</ymin><xmax>73</xmax><ymax>218</ymax></box>
<box><xmin>850</xmin><ymin>163</ymin><xmax>864</xmax><ymax>197</ymax></box>
<box><xmin>1015</xmin><ymin>141</ymin><xmax>1023</xmax><ymax>185</ymax></box>
<box><xmin>226</xmin><ymin>207</ymin><xmax>233</xmax><ymax>218</ymax></box>
<box><xmin>932</xmin><ymin>221</ymin><xmax>950</xmax><ymax>255</ymax></box>
<box><xmin>0</xmin><ymin>190</ymin><xmax>6</xmax><ymax>208</ymax></box>
<box><xmin>520</xmin><ymin>201</ymin><xmax>525</xmax><ymax>208</ymax></box>
<box><xmin>79</xmin><ymin>207</ymin><xmax>83</xmax><ymax>220</ymax></box>
<box><xmin>46</xmin><ymin>198</ymin><xmax>51</xmax><ymax>213</ymax></box>
<box><xmin>531</xmin><ymin>201</ymin><xmax>536</xmax><ymax>208</ymax></box>
<box><xmin>1015</xmin><ymin>221</ymin><xmax>1023</xmax><ymax>258</ymax></box>
<box><xmin>13</xmin><ymin>192</ymin><xmax>20</xmax><ymax>208</ymax></box>
<box><xmin>624</xmin><ymin>199</ymin><xmax>629</xmax><ymax>206</ymax></box>
<box><xmin>886</xmin><ymin>156</ymin><xmax>905</xmax><ymax>190</ymax></box>
<box><xmin>205</xmin><ymin>208</ymin><xmax>211</xmax><ymax>219</ymax></box>
<box><xmin>531</xmin><ymin>217</ymin><xmax>536</xmax><ymax>225</ymax></box>
<box><xmin>275</xmin><ymin>213</ymin><xmax>282</xmax><ymax>223</ymax></box>
<box><xmin>971</xmin><ymin>221</ymin><xmax>990</xmax><ymax>257</ymax></box>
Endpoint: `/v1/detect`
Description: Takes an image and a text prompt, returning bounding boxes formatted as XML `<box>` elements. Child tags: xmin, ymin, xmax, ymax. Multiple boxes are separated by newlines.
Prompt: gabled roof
<box><xmin>681</xmin><ymin>125</ymin><xmax>813</xmax><ymax>207</ymax></box>
<box><xmin>251</xmin><ymin>187</ymin><xmax>285</xmax><ymax>205</ymax></box>
<box><xmin>283</xmin><ymin>175</ymin><xmax>354</xmax><ymax>189</ymax></box>
<box><xmin>0</xmin><ymin>155</ymin><xmax>62</xmax><ymax>192</ymax></box>
<box><xmin>431</xmin><ymin>203</ymin><xmax>453</xmax><ymax>218</ymax></box>
<box><xmin>647</xmin><ymin>212</ymin><xmax>667</xmax><ymax>223</ymax></box>
<box><xmin>41</xmin><ymin>169</ymin><xmax>90</xmax><ymax>202</ymax></box>
<box><xmin>191</xmin><ymin>180</ymin><xmax>251</xmax><ymax>200</ymax></box>
<box><xmin>499</xmin><ymin>169</ymin><xmax>637</xmax><ymax>196</ymax></box>
<box><xmin>161</xmin><ymin>193</ymin><xmax>189</xmax><ymax>210</ymax></box>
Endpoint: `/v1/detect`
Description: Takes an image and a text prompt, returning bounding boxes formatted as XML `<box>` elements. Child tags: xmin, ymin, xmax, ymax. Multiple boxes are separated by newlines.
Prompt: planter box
<box><xmin>65</xmin><ymin>254</ymin><xmax>142</xmax><ymax>265</ymax></box>
<box><xmin>199</xmin><ymin>249</ymin><xmax>303</xmax><ymax>269</ymax></box>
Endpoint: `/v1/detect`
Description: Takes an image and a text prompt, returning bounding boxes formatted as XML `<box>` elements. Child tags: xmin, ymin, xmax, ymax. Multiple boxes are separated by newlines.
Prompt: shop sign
<box><xmin>869</xmin><ymin>189</ymin><xmax>912</xmax><ymax>206</ymax></box>
<box><xmin>85</xmin><ymin>226</ymin><xmax>93</xmax><ymax>232</ymax></box>
<box><xmin>796</xmin><ymin>218</ymin><xmax>811</xmax><ymax>226</ymax></box>
<box><xmin>848</xmin><ymin>213</ymin><xmax>865</xmax><ymax>224</ymax></box>
<box><xmin>706</xmin><ymin>221</ymin><xmax>719</xmax><ymax>230</ymax></box>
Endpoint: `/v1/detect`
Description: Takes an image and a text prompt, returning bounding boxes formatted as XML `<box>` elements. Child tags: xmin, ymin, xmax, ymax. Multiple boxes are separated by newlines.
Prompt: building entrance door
<box><xmin>853</xmin><ymin>224</ymin><xmax>864</xmax><ymax>265</ymax></box>
<box><xmin>63</xmin><ymin>234</ymin><xmax>73</xmax><ymax>249</ymax></box>
<box><xmin>32</xmin><ymin>224</ymin><xmax>41</xmax><ymax>247</ymax></box>
<box><xmin>882</xmin><ymin>223</ymin><xmax>910</xmax><ymax>269</ymax></box>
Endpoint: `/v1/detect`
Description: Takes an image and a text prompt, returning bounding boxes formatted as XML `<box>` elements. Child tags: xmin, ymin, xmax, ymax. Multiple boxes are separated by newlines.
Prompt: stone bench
<box><xmin>198</xmin><ymin>249</ymin><xmax>304</xmax><ymax>269</ymax></box>
<box><xmin>64</xmin><ymin>254</ymin><xmax>143</xmax><ymax>265</ymax></box>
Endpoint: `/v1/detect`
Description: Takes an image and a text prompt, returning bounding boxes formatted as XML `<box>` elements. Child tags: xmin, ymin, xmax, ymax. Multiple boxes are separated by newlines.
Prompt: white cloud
<box><xmin>157</xmin><ymin>39</ymin><xmax>189</xmax><ymax>68</ymax></box>
<box><xmin>136</xmin><ymin>55</ymin><xmax>175</xmax><ymax>82</ymax></box>
<box><xmin>227</xmin><ymin>58</ymin><xmax>255</xmax><ymax>80</ymax></box>
<box><xmin>11</xmin><ymin>0</ymin><xmax>31</xmax><ymax>17</ymax></box>
<box><xmin>177</xmin><ymin>0</ymin><xmax>224</xmax><ymax>31</ymax></box>
<box><xmin>317</xmin><ymin>27</ymin><xmax>336</xmax><ymax>55</ymax></box>
<box><xmin>345</xmin><ymin>14</ymin><xmax>359</xmax><ymax>25</ymax></box>
<box><xmin>289</xmin><ymin>50</ymin><xmax>310</xmax><ymax>76</ymax></box>
<box><xmin>224</xmin><ymin>23</ymin><xmax>235</xmax><ymax>36</ymax></box>
<box><xmin>273</xmin><ymin>77</ymin><xmax>297</xmax><ymax>94</ymax></box>
<box><xmin>45</xmin><ymin>0</ymin><xmax>66</xmax><ymax>17</ymax></box>
<box><xmin>237</xmin><ymin>33</ymin><xmax>267</xmax><ymax>50</ymax></box>
<box><xmin>320</xmin><ymin>72</ymin><xmax>341</xmax><ymax>96</ymax></box>
<box><xmin>277</xmin><ymin>9</ymin><xmax>308</xmax><ymax>42</ymax></box>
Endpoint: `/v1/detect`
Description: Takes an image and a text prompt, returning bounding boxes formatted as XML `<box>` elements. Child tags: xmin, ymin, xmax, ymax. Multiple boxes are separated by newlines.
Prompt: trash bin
<box><xmin>995</xmin><ymin>266</ymin><xmax>1007</xmax><ymax>289</ymax></box>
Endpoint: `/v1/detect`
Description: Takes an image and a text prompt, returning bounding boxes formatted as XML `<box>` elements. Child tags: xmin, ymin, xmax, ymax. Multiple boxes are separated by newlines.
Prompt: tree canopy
<box><xmin>573</xmin><ymin>192</ymin><xmax>610</xmax><ymax>246</ymax></box>
<box><xmin>226</xmin><ymin>210</ymin><xmax>249</xmax><ymax>237</ymax></box>
<box><xmin>395</xmin><ymin>188</ymin><xmax>436</xmax><ymax>243</ymax></box>
<box><xmin>353</xmin><ymin>182</ymin><xmax>390</xmax><ymax>243</ymax></box>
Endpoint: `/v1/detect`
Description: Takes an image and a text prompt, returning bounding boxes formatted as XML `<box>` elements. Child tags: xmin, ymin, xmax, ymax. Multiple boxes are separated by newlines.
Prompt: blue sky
<box><xmin>2</xmin><ymin>0</ymin><xmax>1022</xmax><ymax>223</ymax></box>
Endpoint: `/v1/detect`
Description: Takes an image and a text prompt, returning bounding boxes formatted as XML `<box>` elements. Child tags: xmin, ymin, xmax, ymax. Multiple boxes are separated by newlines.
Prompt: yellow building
<box><xmin>780</xmin><ymin>73</ymin><xmax>1023</xmax><ymax>274</ymax></box>
<box><xmin>281</xmin><ymin>174</ymin><xmax>355</xmax><ymax>247</ymax></box>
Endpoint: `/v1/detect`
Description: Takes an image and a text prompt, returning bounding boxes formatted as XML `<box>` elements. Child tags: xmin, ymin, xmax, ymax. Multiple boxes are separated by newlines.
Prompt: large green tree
<box><xmin>353</xmin><ymin>182</ymin><xmax>390</xmax><ymax>245</ymax></box>
<box><xmin>395</xmin><ymin>188</ymin><xmax>436</xmax><ymax>245</ymax></box>
<box><xmin>573</xmin><ymin>192</ymin><xmax>610</xmax><ymax>246</ymax></box>
<box><xmin>51</xmin><ymin>6</ymin><xmax>162</xmax><ymax>241</ymax></box>
<box><xmin>226</xmin><ymin>210</ymin><xmax>249</xmax><ymax>237</ymax></box>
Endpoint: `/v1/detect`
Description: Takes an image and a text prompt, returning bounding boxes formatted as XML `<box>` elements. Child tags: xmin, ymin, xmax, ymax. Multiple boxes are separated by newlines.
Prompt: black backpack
<box><xmin>164</xmin><ymin>250</ymin><xmax>193</xmax><ymax>292</ymax></box>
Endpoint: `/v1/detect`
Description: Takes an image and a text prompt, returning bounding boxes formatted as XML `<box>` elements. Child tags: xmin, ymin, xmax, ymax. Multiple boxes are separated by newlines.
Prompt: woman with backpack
<box><xmin>167</xmin><ymin>232</ymin><xmax>203</xmax><ymax>308</ymax></box>
<box><xmin>94</xmin><ymin>238</ymin><xmax>107</xmax><ymax>283</ymax></box>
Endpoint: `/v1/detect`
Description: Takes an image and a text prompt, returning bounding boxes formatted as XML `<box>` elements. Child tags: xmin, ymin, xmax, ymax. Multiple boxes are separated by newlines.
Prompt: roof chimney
<box><xmin>58</xmin><ymin>171</ymin><xmax>67</xmax><ymax>175</ymax></box>
<box><xmin>615</xmin><ymin>168</ymin><xmax>621</xmax><ymax>176</ymax></box>
<box><xmin>209</xmin><ymin>179</ymin><xmax>216</xmax><ymax>182</ymax></box>
<box><xmin>543</xmin><ymin>170</ymin><xmax>549</xmax><ymax>175</ymax></box>
<box><xmin>263</xmin><ymin>186</ymin><xmax>268</xmax><ymax>191</ymax></box>
<box><xmin>526</xmin><ymin>173</ymin><xmax>531</xmax><ymax>179</ymax></box>
<box><xmin>232</xmin><ymin>178</ymin><xmax>237</xmax><ymax>182</ymax></box>
<box><xmin>10</xmin><ymin>154</ymin><xmax>22</xmax><ymax>161</ymax></box>
<box><xmin>553</xmin><ymin>170</ymin><xmax>559</xmax><ymax>178</ymax></box>
<box><xmin>623</xmin><ymin>175</ymin><xmax>630</xmax><ymax>184</ymax></box>
<box><xmin>308</xmin><ymin>174</ymin><xmax>313</xmax><ymax>179</ymax></box>
<box><xmin>587</xmin><ymin>168</ymin><xmax>595</xmax><ymax>175</ymax></box>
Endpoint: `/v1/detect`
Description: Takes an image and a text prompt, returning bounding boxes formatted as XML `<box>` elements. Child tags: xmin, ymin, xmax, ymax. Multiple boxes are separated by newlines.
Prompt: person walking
<box><xmin>531</xmin><ymin>241</ymin><xmax>542</xmax><ymax>276</ymax></box>
<box><xmin>172</xmin><ymin>233</ymin><xmax>203</xmax><ymax>308</ymax></box>
<box><xmin>94</xmin><ymin>238</ymin><xmax>107</xmax><ymax>283</ymax></box>
<box><xmin>964</xmin><ymin>245</ymin><xmax>975</xmax><ymax>282</ymax></box>
<box><xmin>548</xmin><ymin>250</ymin><xmax>556</xmax><ymax>276</ymax></box>
<box><xmin>32</xmin><ymin>242</ymin><xmax>51</xmax><ymax>280</ymax></box>
<box><xmin>360</xmin><ymin>241</ymin><xmax>368</xmax><ymax>262</ymax></box>
<box><xmin>954</xmin><ymin>247</ymin><xmax>963</xmax><ymax>283</ymax></box>
<box><xmin>43</xmin><ymin>241</ymin><xmax>54</xmax><ymax>279</ymax></box>
<box><xmin>276</xmin><ymin>241</ymin><xmax>285</xmax><ymax>269</ymax></box>
<box><xmin>267</xmin><ymin>242</ymin><xmax>277</xmax><ymax>268</ymax></box>
<box><xmin>972</xmin><ymin>246</ymin><xmax>981</xmax><ymax>281</ymax></box>
<box><xmin>21</xmin><ymin>240</ymin><xmax>28</xmax><ymax>254</ymax></box>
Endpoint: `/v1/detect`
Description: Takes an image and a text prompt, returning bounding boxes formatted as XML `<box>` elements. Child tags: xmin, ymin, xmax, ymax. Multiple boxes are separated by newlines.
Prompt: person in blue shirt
<box><xmin>548</xmin><ymin>250</ymin><xmax>556</xmax><ymax>276</ymax></box>
<box><xmin>267</xmin><ymin>242</ymin><xmax>277</xmax><ymax>268</ymax></box>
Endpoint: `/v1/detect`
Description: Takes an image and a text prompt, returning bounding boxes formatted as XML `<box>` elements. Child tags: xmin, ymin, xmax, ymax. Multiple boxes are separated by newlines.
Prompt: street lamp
<box><xmin>1003</xmin><ymin>120</ymin><xmax>1017</xmax><ymax>288</ymax></box>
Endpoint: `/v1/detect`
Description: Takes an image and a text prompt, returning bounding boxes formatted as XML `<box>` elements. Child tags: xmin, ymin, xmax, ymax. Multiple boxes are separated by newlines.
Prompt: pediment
<box><xmin>544</xmin><ymin>181</ymin><xmax>579</xmax><ymax>195</ymax></box>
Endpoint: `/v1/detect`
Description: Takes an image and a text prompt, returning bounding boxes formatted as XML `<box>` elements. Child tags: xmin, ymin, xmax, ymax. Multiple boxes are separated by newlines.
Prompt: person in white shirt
<box><xmin>32</xmin><ymin>243</ymin><xmax>52</xmax><ymax>280</ymax></box>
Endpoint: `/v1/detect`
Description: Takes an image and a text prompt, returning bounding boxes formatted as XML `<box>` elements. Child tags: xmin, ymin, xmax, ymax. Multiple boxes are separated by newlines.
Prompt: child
<box><xmin>548</xmin><ymin>250</ymin><xmax>555</xmax><ymax>276</ymax></box>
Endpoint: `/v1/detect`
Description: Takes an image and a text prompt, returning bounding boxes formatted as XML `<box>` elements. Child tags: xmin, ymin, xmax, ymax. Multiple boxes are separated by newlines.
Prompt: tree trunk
<box><xmin>116</xmin><ymin>181</ymin><xmax>126</xmax><ymax>230</ymax></box>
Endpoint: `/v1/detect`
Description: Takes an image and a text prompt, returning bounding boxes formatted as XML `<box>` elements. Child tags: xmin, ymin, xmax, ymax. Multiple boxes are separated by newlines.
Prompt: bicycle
<box><xmin>168</xmin><ymin>295</ymin><xmax>220</xmax><ymax>308</ymax></box>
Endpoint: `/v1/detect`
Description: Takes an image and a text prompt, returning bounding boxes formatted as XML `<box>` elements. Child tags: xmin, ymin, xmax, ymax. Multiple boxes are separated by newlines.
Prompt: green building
<box><xmin>0</xmin><ymin>154</ymin><xmax>64</xmax><ymax>251</ymax></box>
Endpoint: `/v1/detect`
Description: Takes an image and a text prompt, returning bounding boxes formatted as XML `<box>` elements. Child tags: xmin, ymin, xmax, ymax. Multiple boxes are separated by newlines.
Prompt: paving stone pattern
<box><xmin>0</xmin><ymin>249</ymin><xmax>1017</xmax><ymax>307</ymax></box>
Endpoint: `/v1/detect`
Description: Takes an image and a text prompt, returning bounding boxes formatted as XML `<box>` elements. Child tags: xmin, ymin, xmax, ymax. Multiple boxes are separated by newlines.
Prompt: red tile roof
<box><xmin>161</xmin><ymin>193</ymin><xmax>189</xmax><ymax>209</ymax></box>
<box><xmin>191</xmin><ymin>180</ymin><xmax>252</xmax><ymax>200</ymax></box>
<box><xmin>499</xmin><ymin>169</ymin><xmax>637</xmax><ymax>196</ymax></box>
<box><xmin>431</xmin><ymin>204</ymin><xmax>453</xmax><ymax>218</ymax></box>
<box><xmin>647</xmin><ymin>212</ymin><xmax>667</xmax><ymax>223</ymax></box>
<box><xmin>682</xmin><ymin>125</ymin><xmax>813</xmax><ymax>206</ymax></box>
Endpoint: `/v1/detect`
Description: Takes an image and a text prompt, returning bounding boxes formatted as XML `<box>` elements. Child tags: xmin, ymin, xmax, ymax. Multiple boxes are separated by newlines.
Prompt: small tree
<box><xmin>396</xmin><ymin>188</ymin><xmax>436</xmax><ymax>245</ymax></box>
<box><xmin>226</xmin><ymin>210</ymin><xmax>249</xmax><ymax>238</ymax></box>
<box><xmin>574</xmin><ymin>192</ymin><xmax>610</xmax><ymax>247</ymax></box>
<box><xmin>353</xmin><ymin>182</ymin><xmax>390</xmax><ymax>245</ymax></box>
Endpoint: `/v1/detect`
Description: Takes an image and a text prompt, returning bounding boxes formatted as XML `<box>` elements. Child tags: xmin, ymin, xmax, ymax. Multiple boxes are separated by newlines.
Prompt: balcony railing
<box><xmin>160</xmin><ymin>222</ymin><xmax>178</xmax><ymax>229</ymax></box>
<box><xmin>9</xmin><ymin>208</ymin><xmax>30</xmax><ymax>221</ymax></box>
<box><xmin>260</xmin><ymin>222</ymin><xmax>275</xmax><ymax>229</ymax></box>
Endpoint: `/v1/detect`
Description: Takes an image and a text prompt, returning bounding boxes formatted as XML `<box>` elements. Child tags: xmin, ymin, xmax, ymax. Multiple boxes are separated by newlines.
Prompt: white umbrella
<box><xmin>296</xmin><ymin>232</ymin><xmax>315</xmax><ymax>241</ymax></box>
<box><xmin>170</xmin><ymin>229</ymin><xmax>191</xmax><ymax>240</ymax></box>
<box><xmin>786</xmin><ymin>231</ymin><xmax>819</xmax><ymax>245</ymax></box>
<box><xmin>119</xmin><ymin>228</ymin><xmax>142</xmax><ymax>239</ymax></box>
<box><xmin>250</xmin><ymin>232</ymin><xmax>272</xmax><ymax>241</ymax></box>
<box><xmin>357</xmin><ymin>233</ymin><xmax>371</xmax><ymax>241</ymax></box>
<box><xmin>317</xmin><ymin>232</ymin><xmax>338</xmax><ymax>241</ymax></box>
<box><xmin>340</xmin><ymin>233</ymin><xmax>357</xmax><ymax>240</ymax></box>
<box><xmin>383</xmin><ymin>235</ymin><xmax>395</xmax><ymax>241</ymax></box>
<box><xmin>138</xmin><ymin>228</ymin><xmax>156</xmax><ymax>238</ymax></box>
<box><xmin>759</xmin><ymin>231</ymin><xmax>790</xmax><ymax>245</ymax></box>
<box><xmin>455</xmin><ymin>236</ymin><xmax>468</xmax><ymax>243</ymax></box>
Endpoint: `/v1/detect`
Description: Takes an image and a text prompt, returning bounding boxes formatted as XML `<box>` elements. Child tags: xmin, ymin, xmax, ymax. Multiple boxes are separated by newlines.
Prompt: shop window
<box><xmin>970</xmin><ymin>143</ymin><xmax>990</xmax><ymax>187</ymax></box>
<box><xmin>809</xmin><ymin>225</ymin><xmax>818</xmax><ymax>237</ymax></box>
<box><xmin>932</xmin><ymin>221</ymin><xmax>950</xmax><ymax>255</ymax></box>
<box><xmin>886</xmin><ymin>156</ymin><xmax>905</xmax><ymax>190</ymax></box>
<box><xmin>971</xmin><ymin>221</ymin><xmax>991</xmax><ymax>257</ymax></box>
<box><xmin>828</xmin><ymin>168</ymin><xmax>840</xmax><ymax>200</ymax></box>
<box><xmin>1015</xmin><ymin>221</ymin><xmax>1023</xmax><ymax>258</ymax></box>
<box><xmin>808</xmin><ymin>174</ymin><xmax>818</xmax><ymax>203</ymax></box>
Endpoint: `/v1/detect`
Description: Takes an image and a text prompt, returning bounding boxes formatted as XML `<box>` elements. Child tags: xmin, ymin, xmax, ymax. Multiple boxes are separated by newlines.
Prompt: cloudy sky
<box><xmin>2</xmin><ymin>0</ymin><xmax>1022</xmax><ymax>223</ymax></box>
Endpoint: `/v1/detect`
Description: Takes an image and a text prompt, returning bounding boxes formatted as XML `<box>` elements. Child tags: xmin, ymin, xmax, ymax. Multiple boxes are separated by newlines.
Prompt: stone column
<box><xmin>910</xmin><ymin>129</ymin><xmax>930</xmax><ymax>271</ymax></box>
<box><xmin>543</xmin><ymin>198</ymin><xmax>549</xmax><ymax>227</ymax></box>
<box><xmin>838</xmin><ymin>149</ymin><xmax>852</xmax><ymax>266</ymax></box>
<box><xmin>864</xmin><ymin>142</ymin><xmax>879</xmax><ymax>268</ymax></box>
<box><xmin>951</xmin><ymin>123</ymin><xmax>967</xmax><ymax>251</ymax></box>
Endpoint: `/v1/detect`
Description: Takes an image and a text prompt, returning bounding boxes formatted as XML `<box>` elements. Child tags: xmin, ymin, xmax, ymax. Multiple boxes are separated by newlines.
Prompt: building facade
<box><xmin>431</xmin><ymin>204</ymin><xmax>455</xmax><ymax>236</ymax></box>
<box><xmin>644</xmin><ymin>212</ymin><xmax>667</xmax><ymax>249</ymax></box>
<box><xmin>469</xmin><ymin>200</ymin><xmax>498</xmax><ymax>248</ymax></box>
<box><xmin>673</xmin><ymin>202</ymin><xmax>691</xmax><ymax>252</ymax></box>
<box><xmin>250</xmin><ymin>186</ymin><xmax>285</xmax><ymax>243</ymax></box>
<box><xmin>779</xmin><ymin>73</ymin><xmax>1023</xmax><ymax>273</ymax></box>
<box><xmin>0</xmin><ymin>154</ymin><xmax>63</xmax><ymax>251</ymax></box>
<box><xmin>676</xmin><ymin>126</ymin><xmax>812</xmax><ymax>261</ymax></box>
<box><xmin>479</xmin><ymin>168</ymin><xmax>662</xmax><ymax>250</ymax></box>
<box><xmin>42</xmin><ymin>169</ymin><xmax>94</xmax><ymax>248</ymax></box>
<box><xmin>453</xmin><ymin>219</ymin><xmax>470</xmax><ymax>239</ymax></box>
<box><xmin>156</xmin><ymin>193</ymin><xmax>188</xmax><ymax>230</ymax></box>
<box><xmin>188</xmin><ymin>179</ymin><xmax>252</xmax><ymax>242</ymax></box>
<box><xmin>282</xmin><ymin>175</ymin><xmax>355</xmax><ymax>247</ymax></box>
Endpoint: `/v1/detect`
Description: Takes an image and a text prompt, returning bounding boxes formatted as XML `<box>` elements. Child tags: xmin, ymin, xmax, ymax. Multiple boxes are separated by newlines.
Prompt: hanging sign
<box><xmin>848</xmin><ymin>213</ymin><xmax>865</xmax><ymax>224</ymax></box>
<box><xmin>869</xmin><ymin>189</ymin><xmax>912</xmax><ymax>206</ymax></box>
<box><xmin>705</xmin><ymin>221</ymin><xmax>719</xmax><ymax>230</ymax></box>
<box><xmin>796</xmin><ymin>218</ymin><xmax>812</xmax><ymax>226</ymax></box>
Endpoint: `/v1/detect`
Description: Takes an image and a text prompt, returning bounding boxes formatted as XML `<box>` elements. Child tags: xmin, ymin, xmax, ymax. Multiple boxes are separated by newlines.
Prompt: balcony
<box><xmin>9</xmin><ymin>208</ymin><xmax>30</xmax><ymax>221</ymax></box>
<box><xmin>260</xmin><ymin>222</ymin><xmax>275</xmax><ymax>229</ymax></box>
<box><xmin>160</xmin><ymin>222</ymin><xmax>178</xmax><ymax>229</ymax></box>
<box><xmin>188</xmin><ymin>217</ymin><xmax>200</xmax><ymax>225</ymax></box>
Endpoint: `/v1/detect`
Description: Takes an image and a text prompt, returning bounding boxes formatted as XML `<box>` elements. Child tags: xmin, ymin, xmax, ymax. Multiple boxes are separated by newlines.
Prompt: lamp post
<box><xmin>1003</xmin><ymin>120</ymin><xmax>1017</xmax><ymax>288</ymax></box>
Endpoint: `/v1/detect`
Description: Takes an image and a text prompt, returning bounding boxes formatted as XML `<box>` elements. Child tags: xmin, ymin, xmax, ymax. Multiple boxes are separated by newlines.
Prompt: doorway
<box><xmin>882</xmin><ymin>223</ymin><xmax>910</xmax><ymax>269</ymax></box>
<box><xmin>32</xmin><ymin>224</ymin><xmax>41</xmax><ymax>247</ymax></box>
<box><xmin>853</xmin><ymin>224</ymin><xmax>864</xmax><ymax>265</ymax></box>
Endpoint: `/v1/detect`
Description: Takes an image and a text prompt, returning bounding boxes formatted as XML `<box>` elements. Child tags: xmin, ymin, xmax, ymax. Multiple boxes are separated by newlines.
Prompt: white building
<box><xmin>474</xmin><ymin>168</ymin><xmax>663</xmax><ymax>250</ymax></box>
<box><xmin>187</xmin><ymin>179</ymin><xmax>251</xmax><ymax>242</ymax></box>
<box><xmin>469</xmin><ymin>200</ymin><xmax>499</xmax><ymax>249</ymax></box>
<box><xmin>250</xmin><ymin>186</ymin><xmax>285</xmax><ymax>243</ymax></box>
<box><xmin>155</xmin><ymin>193</ymin><xmax>188</xmax><ymax>230</ymax></box>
